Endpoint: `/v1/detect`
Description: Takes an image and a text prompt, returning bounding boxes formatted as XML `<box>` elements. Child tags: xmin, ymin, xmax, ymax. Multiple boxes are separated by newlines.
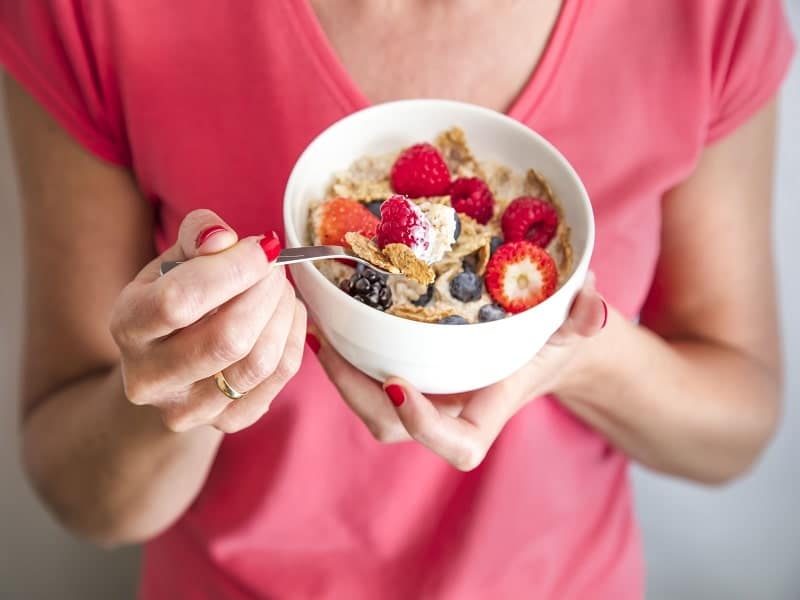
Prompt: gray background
<box><xmin>1</xmin><ymin>4</ymin><xmax>798</xmax><ymax>598</ymax></box>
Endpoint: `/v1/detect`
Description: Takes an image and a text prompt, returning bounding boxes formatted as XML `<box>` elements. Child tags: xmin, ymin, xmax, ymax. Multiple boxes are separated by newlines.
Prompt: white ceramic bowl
<box><xmin>284</xmin><ymin>100</ymin><xmax>594</xmax><ymax>394</ymax></box>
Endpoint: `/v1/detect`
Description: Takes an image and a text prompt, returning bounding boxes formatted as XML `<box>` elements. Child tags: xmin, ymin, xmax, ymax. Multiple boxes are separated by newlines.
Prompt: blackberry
<box><xmin>365</xmin><ymin>200</ymin><xmax>384</xmax><ymax>219</ymax></box>
<box><xmin>412</xmin><ymin>283</ymin><xmax>435</xmax><ymax>307</ymax></box>
<box><xmin>450</xmin><ymin>271</ymin><xmax>483</xmax><ymax>302</ymax></box>
<box><xmin>438</xmin><ymin>315</ymin><xmax>469</xmax><ymax>325</ymax></box>
<box><xmin>478</xmin><ymin>303</ymin><xmax>507</xmax><ymax>322</ymax></box>
<box><xmin>341</xmin><ymin>266</ymin><xmax>392</xmax><ymax>310</ymax></box>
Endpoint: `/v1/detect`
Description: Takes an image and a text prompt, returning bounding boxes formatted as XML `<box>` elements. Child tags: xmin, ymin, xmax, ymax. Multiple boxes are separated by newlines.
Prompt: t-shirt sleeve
<box><xmin>0</xmin><ymin>1</ymin><xmax>130</xmax><ymax>165</ymax></box>
<box><xmin>706</xmin><ymin>0</ymin><xmax>796</xmax><ymax>144</ymax></box>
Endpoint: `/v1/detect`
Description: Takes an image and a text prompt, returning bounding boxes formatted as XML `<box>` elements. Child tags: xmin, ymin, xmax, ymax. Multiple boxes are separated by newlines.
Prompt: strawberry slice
<box><xmin>484</xmin><ymin>241</ymin><xmax>557</xmax><ymax>313</ymax></box>
<box><xmin>318</xmin><ymin>197</ymin><xmax>379</xmax><ymax>248</ymax></box>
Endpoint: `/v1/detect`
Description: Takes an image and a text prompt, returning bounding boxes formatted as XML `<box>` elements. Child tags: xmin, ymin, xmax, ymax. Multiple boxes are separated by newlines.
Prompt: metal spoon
<box><xmin>159</xmin><ymin>245</ymin><xmax>396</xmax><ymax>277</ymax></box>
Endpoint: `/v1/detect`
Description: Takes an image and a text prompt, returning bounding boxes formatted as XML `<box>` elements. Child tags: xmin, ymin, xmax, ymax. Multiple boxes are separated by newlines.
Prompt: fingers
<box><xmin>313</xmin><ymin>331</ymin><xmax>411</xmax><ymax>443</ymax></box>
<box><xmin>177</xmin><ymin>209</ymin><xmax>239</xmax><ymax>258</ymax></box>
<box><xmin>549</xmin><ymin>272</ymin><xmax>608</xmax><ymax>346</ymax></box>
<box><xmin>216</xmin><ymin>280</ymin><xmax>298</xmax><ymax>392</ymax></box>
<box><xmin>212</xmin><ymin>300</ymin><xmax>308</xmax><ymax>433</ymax></box>
<box><xmin>146</xmin><ymin>267</ymin><xmax>290</xmax><ymax>388</ymax></box>
<box><xmin>120</xmin><ymin>234</ymin><xmax>281</xmax><ymax>341</ymax></box>
<box><xmin>134</xmin><ymin>209</ymin><xmax>239</xmax><ymax>286</ymax></box>
<box><xmin>156</xmin><ymin>299</ymin><xmax>307</xmax><ymax>434</ymax></box>
<box><xmin>384</xmin><ymin>378</ymin><xmax>518</xmax><ymax>471</ymax></box>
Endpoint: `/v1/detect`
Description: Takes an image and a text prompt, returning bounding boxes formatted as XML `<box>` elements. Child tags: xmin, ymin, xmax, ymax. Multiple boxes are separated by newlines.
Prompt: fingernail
<box><xmin>195</xmin><ymin>225</ymin><xmax>227</xmax><ymax>249</ymax></box>
<box><xmin>385</xmin><ymin>384</ymin><xmax>405</xmax><ymax>407</ymax></box>
<box><xmin>260</xmin><ymin>231</ymin><xmax>281</xmax><ymax>262</ymax></box>
<box><xmin>601</xmin><ymin>300</ymin><xmax>608</xmax><ymax>329</ymax></box>
<box><xmin>306</xmin><ymin>333</ymin><xmax>320</xmax><ymax>355</ymax></box>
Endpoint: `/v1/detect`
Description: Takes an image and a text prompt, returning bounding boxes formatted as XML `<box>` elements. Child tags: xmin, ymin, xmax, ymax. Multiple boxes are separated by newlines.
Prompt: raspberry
<box><xmin>390</xmin><ymin>143</ymin><xmax>451</xmax><ymax>198</ymax></box>
<box><xmin>375</xmin><ymin>195</ymin><xmax>431</xmax><ymax>253</ymax></box>
<box><xmin>449</xmin><ymin>177</ymin><xmax>495</xmax><ymax>225</ymax></box>
<box><xmin>318</xmin><ymin>197</ymin><xmax>379</xmax><ymax>248</ymax></box>
<box><xmin>501</xmin><ymin>196</ymin><xmax>559</xmax><ymax>247</ymax></box>
<box><xmin>484</xmin><ymin>241</ymin><xmax>557</xmax><ymax>313</ymax></box>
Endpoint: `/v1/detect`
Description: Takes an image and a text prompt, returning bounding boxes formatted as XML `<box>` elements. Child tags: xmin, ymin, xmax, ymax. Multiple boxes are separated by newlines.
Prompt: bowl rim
<box><xmin>283</xmin><ymin>98</ymin><xmax>595</xmax><ymax>332</ymax></box>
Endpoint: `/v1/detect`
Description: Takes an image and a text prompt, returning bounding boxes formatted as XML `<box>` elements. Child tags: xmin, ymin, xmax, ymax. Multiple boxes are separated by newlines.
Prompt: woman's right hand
<box><xmin>109</xmin><ymin>209</ymin><xmax>307</xmax><ymax>434</ymax></box>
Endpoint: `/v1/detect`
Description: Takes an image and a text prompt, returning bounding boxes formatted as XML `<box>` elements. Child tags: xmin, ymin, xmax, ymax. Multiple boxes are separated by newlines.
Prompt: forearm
<box><xmin>22</xmin><ymin>365</ymin><xmax>223</xmax><ymax>546</ymax></box>
<box><xmin>557</xmin><ymin>309</ymin><xmax>781</xmax><ymax>484</ymax></box>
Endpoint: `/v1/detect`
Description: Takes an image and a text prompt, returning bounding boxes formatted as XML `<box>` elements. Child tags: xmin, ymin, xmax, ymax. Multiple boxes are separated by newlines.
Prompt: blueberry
<box><xmin>478</xmin><ymin>303</ymin><xmax>507</xmax><ymax>322</ymax></box>
<box><xmin>453</xmin><ymin>213</ymin><xmax>462</xmax><ymax>241</ymax></box>
<box><xmin>490</xmin><ymin>236</ymin><xmax>503</xmax><ymax>256</ymax></box>
<box><xmin>449</xmin><ymin>271</ymin><xmax>483</xmax><ymax>302</ymax></box>
<box><xmin>365</xmin><ymin>200</ymin><xmax>384</xmax><ymax>219</ymax></box>
<box><xmin>438</xmin><ymin>315</ymin><xmax>469</xmax><ymax>325</ymax></box>
<box><xmin>412</xmin><ymin>284</ymin><xmax>435</xmax><ymax>307</ymax></box>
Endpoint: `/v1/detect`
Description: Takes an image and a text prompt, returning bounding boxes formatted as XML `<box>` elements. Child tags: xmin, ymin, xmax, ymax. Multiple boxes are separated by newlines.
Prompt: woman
<box><xmin>1</xmin><ymin>1</ymin><xmax>794</xmax><ymax>598</ymax></box>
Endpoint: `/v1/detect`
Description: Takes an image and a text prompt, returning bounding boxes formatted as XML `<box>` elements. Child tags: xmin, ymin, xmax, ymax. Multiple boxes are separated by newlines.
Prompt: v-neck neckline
<box><xmin>286</xmin><ymin>0</ymin><xmax>582</xmax><ymax>122</ymax></box>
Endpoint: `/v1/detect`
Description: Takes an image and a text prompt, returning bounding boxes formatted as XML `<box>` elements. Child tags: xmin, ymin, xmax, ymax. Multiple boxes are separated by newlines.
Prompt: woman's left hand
<box><xmin>311</xmin><ymin>274</ymin><xmax>607</xmax><ymax>470</ymax></box>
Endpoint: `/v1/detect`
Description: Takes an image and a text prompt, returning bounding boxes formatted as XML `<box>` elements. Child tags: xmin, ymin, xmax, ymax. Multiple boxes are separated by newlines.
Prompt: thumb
<box><xmin>177</xmin><ymin>208</ymin><xmax>239</xmax><ymax>258</ymax></box>
<box><xmin>135</xmin><ymin>209</ymin><xmax>240</xmax><ymax>284</ymax></box>
<box><xmin>548</xmin><ymin>272</ymin><xmax>608</xmax><ymax>345</ymax></box>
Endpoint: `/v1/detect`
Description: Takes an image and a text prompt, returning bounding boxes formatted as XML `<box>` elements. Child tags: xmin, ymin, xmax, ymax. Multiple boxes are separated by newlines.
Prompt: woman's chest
<box><xmin>309</xmin><ymin>0</ymin><xmax>563</xmax><ymax>113</ymax></box>
<box><xmin>117</xmin><ymin>1</ymin><xmax>701</xmax><ymax>316</ymax></box>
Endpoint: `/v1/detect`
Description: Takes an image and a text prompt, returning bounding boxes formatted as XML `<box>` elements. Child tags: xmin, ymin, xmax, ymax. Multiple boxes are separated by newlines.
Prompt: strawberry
<box><xmin>390</xmin><ymin>143</ymin><xmax>451</xmax><ymax>198</ymax></box>
<box><xmin>501</xmin><ymin>196</ymin><xmax>559</xmax><ymax>247</ymax></box>
<box><xmin>484</xmin><ymin>241</ymin><xmax>557</xmax><ymax>313</ymax></box>
<box><xmin>318</xmin><ymin>197</ymin><xmax>379</xmax><ymax>248</ymax></box>
<box><xmin>375</xmin><ymin>195</ymin><xmax>431</xmax><ymax>254</ymax></box>
<box><xmin>449</xmin><ymin>177</ymin><xmax>495</xmax><ymax>224</ymax></box>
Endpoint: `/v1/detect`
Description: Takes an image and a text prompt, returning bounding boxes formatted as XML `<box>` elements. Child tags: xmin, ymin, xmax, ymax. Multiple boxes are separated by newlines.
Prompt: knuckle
<box><xmin>109</xmin><ymin>313</ymin><xmax>129</xmax><ymax>347</ymax></box>
<box><xmin>451</xmin><ymin>445</ymin><xmax>485</xmax><ymax>472</ymax></box>
<box><xmin>244</xmin><ymin>347</ymin><xmax>281</xmax><ymax>384</ymax></box>
<box><xmin>274</xmin><ymin>349</ymin><xmax>303</xmax><ymax>382</ymax></box>
<box><xmin>155</xmin><ymin>279</ymin><xmax>202</xmax><ymax>330</ymax></box>
<box><xmin>161</xmin><ymin>412</ymin><xmax>194</xmax><ymax>433</ymax></box>
<box><xmin>212</xmin><ymin>326</ymin><xmax>253</xmax><ymax>363</ymax></box>
<box><xmin>368</xmin><ymin>422</ymin><xmax>404</xmax><ymax>444</ymax></box>
<box><xmin>122</xmin><ymin>372</ymin><xmax>152</xmax><ymax>406</ymax></box>
<box><xmin>109</xmin><ymin>289</ymin><xmax>138</xmax><ymax>347</ymax></box>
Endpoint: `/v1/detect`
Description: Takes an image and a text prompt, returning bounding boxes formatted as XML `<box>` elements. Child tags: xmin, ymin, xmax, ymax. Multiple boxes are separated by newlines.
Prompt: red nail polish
<box><xmin>260</xmin><ymin>231</ymin><xmax>281</xmax><ymax>262</ymax></box>
<box><xmin>195</xmin><ymin>225</ymin><xmax>227</xmax><ymax>248</ymax></box>
<box><xmin>385</xmin><ymin>384</ymin><xmax>405</xmax><ymax>407</ymax></box>
<box><xmin>306</xmin><ymin>333</ymin><xmax>320</xmax><ymax>355</ymax></box>
<box><xmin>601</xmin><ymin>300</ymin><xmax>608</xmax><ymax>329</ymax></box>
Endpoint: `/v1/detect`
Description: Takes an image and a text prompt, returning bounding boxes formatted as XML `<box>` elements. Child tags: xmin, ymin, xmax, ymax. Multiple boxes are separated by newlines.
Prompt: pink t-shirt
<box><xmin>1</xmin><ymin>1</ymin><xmax>794</xmax><ymax>598</ymax></box>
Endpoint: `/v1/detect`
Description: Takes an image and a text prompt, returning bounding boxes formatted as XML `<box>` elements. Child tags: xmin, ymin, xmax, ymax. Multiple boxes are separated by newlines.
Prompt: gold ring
<box><xmin>213</xmin><ymin>371</ymin><xmax>247</xmax><ymax>400</ymax></box>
